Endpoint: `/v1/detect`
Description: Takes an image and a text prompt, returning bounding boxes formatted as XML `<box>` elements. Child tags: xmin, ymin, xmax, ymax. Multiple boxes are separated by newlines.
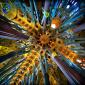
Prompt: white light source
<box><xmin>83</xmin><ymin>64</ymin><xmax>85</xmax><ymax>66</ymax></box>
<box><xmin>74</xmin><ymin>2</ymin><xmax>77</xmax><ymax>6</ymax></box>
<box><xmin>66</xmin><ymin>5</ymin><xmax>70</xmax><ymax>9</ymax></box>
<box><xmin>10</xmin><ymin>22</ymin><xmax>14</xmax><ymax>24</ymax></box>
<box><xmin>81</xmin><ymin>67</ymin><xmax>85</xmax><ymax>69</ymax></box>
<box><xmin>76</xmin><ymin>59</ymin><xmax>82</xmax><ymax>63</ymax></box>
<box><xmin>22</xmin><ymin>30</ymin><xmax>26</xmax><ymax>33</ymax></box>
<box><xmin>72</xmin><ymin>0</ymin><xmax>75</xmax><ymax>4</ymax></box>
<box><xmin>75</xmin><ymin>7</ymin><xmax>79</xmax><ymax>11</ymax></box>
<box><xmin>51</xmin><ymin>24</ymin><xmax>56</xmax><ymax>29</ymax></box>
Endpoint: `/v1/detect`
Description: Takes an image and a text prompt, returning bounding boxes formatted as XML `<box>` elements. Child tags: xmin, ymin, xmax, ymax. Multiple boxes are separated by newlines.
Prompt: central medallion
<box><xmin>33</xmin><ymin>29</ymin><xmax>57</xmax><ymax>50</ymax></box>
<box><xmin>40</xmin><ymin>34</ymin><xmax>49</xmax><ymax>45</ymax></box>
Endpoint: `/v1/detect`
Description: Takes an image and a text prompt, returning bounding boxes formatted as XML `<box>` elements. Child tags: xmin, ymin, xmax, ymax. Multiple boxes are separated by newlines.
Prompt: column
<box><xmin>51</xmin><ymin>56</ymin><xmax>85</xmax><ymax>85</ymax></box>
<box><xmin>0</xmin><ymin>16</ymin><xmax>29</xmax><ymax>40</ymax></box>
